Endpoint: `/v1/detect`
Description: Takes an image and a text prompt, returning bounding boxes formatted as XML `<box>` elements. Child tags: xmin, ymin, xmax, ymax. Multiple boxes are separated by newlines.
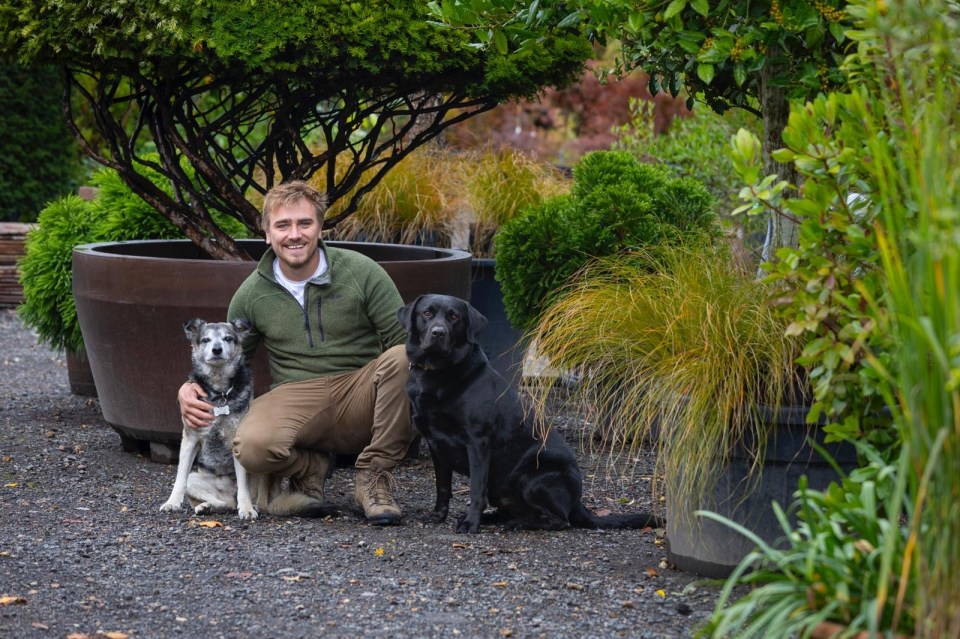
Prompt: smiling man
<box><xmin>177</xmin><ymin>181</ymin><xmax>412</xmax><ymax>525</ymax></box>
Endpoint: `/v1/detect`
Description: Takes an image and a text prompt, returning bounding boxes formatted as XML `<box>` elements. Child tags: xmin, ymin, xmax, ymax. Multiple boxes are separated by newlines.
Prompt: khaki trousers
<box><xmin>233</xmin><ymin>344</ymin><xmax>411</xmax><ymax>475</ymax></box>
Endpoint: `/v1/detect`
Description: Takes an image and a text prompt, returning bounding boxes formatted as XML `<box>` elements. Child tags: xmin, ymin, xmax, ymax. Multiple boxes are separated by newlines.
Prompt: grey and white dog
<box><xmin>160</xmin><ymin>319</ymin><xmax>338</xmax><ymax>520</ymax></box>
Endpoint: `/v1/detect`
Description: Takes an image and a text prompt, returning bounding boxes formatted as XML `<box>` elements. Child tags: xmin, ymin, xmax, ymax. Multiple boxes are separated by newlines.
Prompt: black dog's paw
<box><xmin>455</xmin><ymin>514</ymin><xmax>481</xmax><ymax>534</ymax></box>
<box><xmin>421</xmin><ymin>510</ymin><xmax>448</xmax><ymax>526</ymax></box>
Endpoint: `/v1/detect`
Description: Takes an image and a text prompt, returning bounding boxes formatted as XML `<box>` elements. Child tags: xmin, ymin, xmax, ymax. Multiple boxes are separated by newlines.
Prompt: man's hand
<box><xmin>178</xmin><ymin>381</ymin><xmax>213</xmax><ymax>429</ymax></box>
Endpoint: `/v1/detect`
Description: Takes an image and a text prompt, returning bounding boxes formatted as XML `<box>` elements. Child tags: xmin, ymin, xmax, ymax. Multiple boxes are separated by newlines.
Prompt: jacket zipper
<box><xmin>302</xmin><ymin>302</ymin><xmax>314</xmax><ymax>348</ymax></box>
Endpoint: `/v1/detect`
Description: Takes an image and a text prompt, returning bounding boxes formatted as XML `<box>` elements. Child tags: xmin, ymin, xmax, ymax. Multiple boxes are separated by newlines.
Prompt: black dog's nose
<box><xmin>430</xmin><ymin>326</ymin><xmax>446</xmax><ymax>338</ymax></box>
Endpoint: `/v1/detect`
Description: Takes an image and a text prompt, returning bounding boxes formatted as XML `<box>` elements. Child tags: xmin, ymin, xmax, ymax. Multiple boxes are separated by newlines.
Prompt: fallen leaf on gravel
<box><xmin>3</xmin><ymin>482</ymin><xmax>16</xmax><ymax>488</ymax></box>
<box><xmin>99</xmin><ymin>631</ymin><xmax>130</xmax><ymax>639</ymax></box>
<box><xmin>281</xmin><ymin>574</ymin><xmax>308</xmax><ymax>583</ymax></box>
<box><xmin>451</xmin><ymin>543</ymin><xmax>468</xmax><ymax>549</ymax></box>
<box><xmin>621</xmin><ymin>601</ymin><xmax>635</xmax><ymax>609</ymax></box>
<box><xmin>375</xmin><ymin>547</ymin><xmax>384</xmax><ymax>556</ymax></box>
<box><xmin>655</xmin><ymin>589</ymin><xmax>666</xmax><ymax>598</ymax></box>
<box><xmin>197</xmin><ymin>520</ymin><xmax>223</xmax><ymax>528</ymax></box>
<box><xmin>491</xmin><ymin>581</ymin><xmax>509</xmax><ymax>588</ymax></box>
<box><xmin>0</xmin><ymin>595</ymin><xmax>27</xmax><ymax>605</ymax></box>
<box><xmin>644</xmin><ymin>567</ymin><xmax>659</xmax><ymax>578</ymax></box>
<box><xmin>226</xmin><ymin>572</ymin><xmax>253</xmax><ymax>580</ymax></box>
<box><xmin>565</xmin><ymin>583</ymin><xmax>584</xmax><ymax>591</ymax></box>
<box><xmin>63</xmin><ymin>519</ymin><xmax>84</xmax><ymax>524</ymax></box>
<box><xmin>500</xmin><ymin>629</ymin><xmax>513</xmax><ymax>637</ymax></box>
<box><xmin>0</xmin><ymin>551</ymin><xmax>9</xmax><ymax>557</ymax></box>
<box><xmin>2</xmin><ymin>455</ymin><xmax>11</xmax><ymax>462</ymax></box>
<box><xmin>32</xmin><ymin>622</ymin><xmax>48</xmax><ymax>629</ymax></box>
<box><xmin>595</xmin><ymin>508</ymin><xmax>612</xmax><ymax>517</ymax></box>
<box><xmin>66</xmin><ymin>634</ymin><xmax>90</xmax><ymax>639</ymax></box>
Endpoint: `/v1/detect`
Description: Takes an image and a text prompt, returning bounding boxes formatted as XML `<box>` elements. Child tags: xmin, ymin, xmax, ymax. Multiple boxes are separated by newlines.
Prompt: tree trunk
<box><xmin>759</xmin><ymin>49</ymin><xmax>800</xmax><ymax>264</ymax></box>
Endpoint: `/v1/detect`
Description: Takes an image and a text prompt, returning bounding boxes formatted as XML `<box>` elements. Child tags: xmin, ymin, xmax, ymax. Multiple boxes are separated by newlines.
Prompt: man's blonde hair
<box><xmin>261</xmin><ymin>181</ymin><xmax>328</xmax><ymax>231</ymax></box>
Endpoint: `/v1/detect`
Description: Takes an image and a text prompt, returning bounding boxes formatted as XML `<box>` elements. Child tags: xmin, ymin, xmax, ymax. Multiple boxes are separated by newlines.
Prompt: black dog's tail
<box><xmin>571</xmin><ymin>503</ymin><xmax>663</xmax><ymax>530</ymax></box>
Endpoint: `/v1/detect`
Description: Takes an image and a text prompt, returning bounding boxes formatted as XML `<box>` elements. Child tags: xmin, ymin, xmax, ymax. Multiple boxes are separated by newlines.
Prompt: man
<box><xmin>177</xmin><ymin>181</ymin><xmax>412</xmax><ymax>525</ymax></box>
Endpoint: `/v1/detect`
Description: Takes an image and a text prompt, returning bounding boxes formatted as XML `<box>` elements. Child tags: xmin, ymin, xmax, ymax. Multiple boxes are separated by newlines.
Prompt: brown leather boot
<box><xmin>354</xmin><ymin>462</ymin><xmax>401</xmax><ymax>525</ymax></box>
<box><xmin>290</xmin><ymin>451</ymin><xmax>334</xmax><ymax>501</ymax></box>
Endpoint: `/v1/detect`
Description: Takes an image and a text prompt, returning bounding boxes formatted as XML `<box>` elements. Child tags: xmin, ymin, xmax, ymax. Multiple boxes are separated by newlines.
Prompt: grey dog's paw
<box><xmin>159</xmin><ymin>501</ymin><xmax>182</xmax><ymax>512</ymax></box>
<box><xmin>194</xmin><ymin>502</ymin><xmax>213</xmax><ymax>515</ymax></box>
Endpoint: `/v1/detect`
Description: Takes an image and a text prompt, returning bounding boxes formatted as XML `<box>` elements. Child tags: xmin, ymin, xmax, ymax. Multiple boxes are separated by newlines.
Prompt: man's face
<box><xmin>264</xmin><ymin>198</ymin><xmax>322</xmax><ymax>278</ymax></box>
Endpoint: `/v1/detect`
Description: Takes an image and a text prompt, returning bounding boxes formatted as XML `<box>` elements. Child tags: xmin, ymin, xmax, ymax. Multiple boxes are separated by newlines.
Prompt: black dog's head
<box><xmin>397</xmin><ymin>294</ymin><xmax>487</xmax><ymax>368</ymax></box>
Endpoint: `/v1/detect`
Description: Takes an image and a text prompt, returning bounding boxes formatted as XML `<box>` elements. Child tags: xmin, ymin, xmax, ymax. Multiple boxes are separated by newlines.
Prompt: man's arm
<box><xmin>366</xmin><ymin>266</ymin><xmax>408</xmax><ymax>348</ymax></box>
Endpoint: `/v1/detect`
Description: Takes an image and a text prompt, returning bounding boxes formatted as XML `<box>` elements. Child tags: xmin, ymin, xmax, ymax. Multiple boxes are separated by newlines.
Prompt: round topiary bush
<box><xmin>494</xmin><ymin>150</ymin><xmax>717</xmax><ymax>331</ymax></box>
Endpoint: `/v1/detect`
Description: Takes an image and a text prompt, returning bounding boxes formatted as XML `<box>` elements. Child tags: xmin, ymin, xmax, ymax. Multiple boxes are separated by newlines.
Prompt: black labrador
<box><xmin>398</xmin><ymin>294</ymin><xmax>664</xmax><ymax>533</ymax></box>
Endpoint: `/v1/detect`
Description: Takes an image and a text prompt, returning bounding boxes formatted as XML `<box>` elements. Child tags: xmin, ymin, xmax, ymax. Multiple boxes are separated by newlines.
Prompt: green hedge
<box><xmin>0</xmin><ymin>64</ymin><xmax>82</xmax><ymax>222</ymax></box>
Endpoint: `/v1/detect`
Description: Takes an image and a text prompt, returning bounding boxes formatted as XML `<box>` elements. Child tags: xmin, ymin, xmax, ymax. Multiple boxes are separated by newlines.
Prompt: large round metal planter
<box><xmin>73</xmin><ymin>239</ymin><xmax>471</xmax><ymax>460</ymax></box>
<box><xmin>666</xmin><ymin>404</ymin><xmax>858</xmax><ymax>578</ymax></box>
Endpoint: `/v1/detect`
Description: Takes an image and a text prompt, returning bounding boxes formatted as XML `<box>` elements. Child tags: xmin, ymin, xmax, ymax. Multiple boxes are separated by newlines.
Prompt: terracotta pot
<box><xmin>72</xmin><ymin>239</ymin><xmax>471</xmax><ymax>461</ymax></box>
<box><xmin>666</xmin><ymin>404</ymin><xmax>858</xmax><ymax>578</ymax></box>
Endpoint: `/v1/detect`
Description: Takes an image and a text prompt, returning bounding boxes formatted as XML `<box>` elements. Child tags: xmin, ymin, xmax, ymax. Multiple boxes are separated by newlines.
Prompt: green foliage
<box><xmin>615</xmin><ymin>104</ymin><xmax>760</xmax><ymax>211</ymax></box>
<box><xmin>495</xmin><ymin>150</ymin><xmax>716</xmax><ymax>330</ymax></box>
<box><xmin>92</xmin><ymin>161</ymin><xmax>249</xmax><ymax>241</ymax></box>
<box><xmin>730</xmin><ymin>94</ymin><xmax>892</xmax><ymax>444</ymax></box>
<box><xmin>528</xmin><ymin>243</ymin><xmax>804</xmax><ymax>515</ymax></box>
<box><xmin>0</xmin><ymin>64</ymin><xmax>82</xmax><ymax>222</ymax></box>
<box><xmin>700</xmin><ymin>442</ymin><xmax>913</xmax><ymax>638</ymax></box>
<box><xmin>0</xmin><ymin>0</ymin><xmax>592</xmax><ymax>259</ymax></box>
<box><xmin>713</xmin><ymin>1</ymin><xmax>960</xmax><ymax>635</ymax></box>
<box><xmin>427</xmin><ymin>0</ymin><xmax>853</xmax><ymax>114</ymax></box>
<box><xmin>17</xmin><ymin>163</ymin><xmax>249</xmax><ymax>353</ymax></box>
<box><xmin>17</xmin><ymin>196</ymin><xmax>97</xmax><ymax>354</ymax></box>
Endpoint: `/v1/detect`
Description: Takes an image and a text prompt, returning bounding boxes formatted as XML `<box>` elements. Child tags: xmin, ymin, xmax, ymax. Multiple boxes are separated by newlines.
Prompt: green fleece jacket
<box><xmin>227</xmin><ymin>243</ymin><xmax>407</xmax><ymax>389</ymax></box>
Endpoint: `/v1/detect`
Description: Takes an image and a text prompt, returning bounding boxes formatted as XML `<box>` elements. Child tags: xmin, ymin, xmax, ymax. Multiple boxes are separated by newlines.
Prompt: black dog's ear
<box><xmin>464</xmin><ymin>301</ymin><xmax>487</xmax><ymax>344</ymax></box>
<box><xmin>397</xmin><ymin>296</ymin><xmax>424</xmax><ymax>332</ymax></box>
<box><xmin>183</xmin><ymin>318</ymin><xmax>205</xmax><ymax>341</ymax></box>
<box><xmin>230</xmin><ymin>318</ymin><xmax>253</xmax><ymax>338</ymax></box>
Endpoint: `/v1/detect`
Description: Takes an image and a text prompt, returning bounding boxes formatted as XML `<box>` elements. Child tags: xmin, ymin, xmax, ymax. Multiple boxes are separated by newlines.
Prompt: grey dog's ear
<box><xmin>230</xmin><ymin>318</ymin><xmax>252</xmax><ymax>338</ymax></box>
<box><xmin>397</xmin><ymin>296</ymin><xmax>424</xmax><ymax>332</ymax></box>
<box><xmin>183</xmin><ymin>318</ymin><xmax>205</xmax><ymax>341</ymax></box>
<box><xmin>464</xmin><ymin>301</ymin><xmax>487</xmax><ymax>344</ymax></box>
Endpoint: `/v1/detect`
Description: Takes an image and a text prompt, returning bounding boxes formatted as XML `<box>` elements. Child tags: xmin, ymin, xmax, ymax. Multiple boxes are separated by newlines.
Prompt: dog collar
<box><xmin>409</xmin><ymin>362</ymin><xmax>438</xmax><ymax>371</ymax></box>
<box><xmin>206</xmin><ymin>386</ymin><xmax>234</xmax><ymax>404</ymax></box>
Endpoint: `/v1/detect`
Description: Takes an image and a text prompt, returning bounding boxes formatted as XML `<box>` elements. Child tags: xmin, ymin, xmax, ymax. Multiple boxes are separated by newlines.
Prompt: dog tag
<box><xmin>213</xmin><ymin>405</ymin><xmax>230</xmax><ymax>417</ymax></box>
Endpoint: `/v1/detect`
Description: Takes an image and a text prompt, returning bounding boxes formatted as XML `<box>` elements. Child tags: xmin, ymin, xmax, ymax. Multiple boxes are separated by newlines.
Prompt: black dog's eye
<box><xmin>422</xmin><ymin>310</ymin><xmax>433</xmax><ymax>319</ymax></box>
<box><xmin>449</xmin><ymin>312</ymin><xmax>460</xmax><ymax>322</ymax></box>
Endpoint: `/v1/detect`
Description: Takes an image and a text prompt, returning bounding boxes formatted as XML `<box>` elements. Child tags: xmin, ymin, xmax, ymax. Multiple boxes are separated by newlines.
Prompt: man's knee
<box><xmin>233</xmin><ymin>423</ymin><xmax>289</xmax><ymax>474</ymax></box>
<box><xmin>377</xmin><ymin>344</ymin><xmax>409</xmax><ymax>380</ymax></box>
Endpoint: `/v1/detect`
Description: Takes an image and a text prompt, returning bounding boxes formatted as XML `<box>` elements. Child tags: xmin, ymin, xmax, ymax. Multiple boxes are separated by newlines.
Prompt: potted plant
<box><xmin>526</xmin><ymin>242</ymin><xmax>859</xmax><ymax>576</ymax></box>
<box><xmin>17</xmin><ymin>196</ymin><xmax>98</xmax><ymax>395</ymax></box>
<box><xmin>492</xmin><ymin>149</ymin><xmax>716</xmax><ymax>388</ymax></box>
<box><xmin>700</xmin><ymin>1</ymin><xmax>957</xmax><ymax>635</ymax></box>
<box><xmin>1</xmin><ymin>1</ymin><xmax>596</xmax><ymax>458</ymax></box>
<box><xmin>17</xmin><ymin>163</ymin><xmax>250</xmax><ymax>396</ymax></box>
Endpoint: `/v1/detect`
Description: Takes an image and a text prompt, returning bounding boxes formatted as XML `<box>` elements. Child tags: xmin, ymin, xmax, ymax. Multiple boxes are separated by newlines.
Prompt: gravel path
<box><xmin>0</xmin><ymin>309</ymin><xmax>721</xmax><ymax>639</ymax></box>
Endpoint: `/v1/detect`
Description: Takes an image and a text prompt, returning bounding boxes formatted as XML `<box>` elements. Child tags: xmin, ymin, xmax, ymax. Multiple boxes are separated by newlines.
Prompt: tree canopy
<box><xmin>428</xmin><ymin>0</ymin><xmax>856</xmax><ymax>256</ymax></box>
<box><xmin>0</xmin><ymin>0</ymin><xmax>591</xmax><ymax>258</ymax></box>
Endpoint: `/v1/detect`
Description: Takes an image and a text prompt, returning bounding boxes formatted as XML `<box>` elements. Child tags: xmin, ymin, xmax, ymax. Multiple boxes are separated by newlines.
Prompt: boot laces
<box><xmin>365</xmin><ymin>469</ymin><xmax>397</xmax><ymax>506</ymax></box>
